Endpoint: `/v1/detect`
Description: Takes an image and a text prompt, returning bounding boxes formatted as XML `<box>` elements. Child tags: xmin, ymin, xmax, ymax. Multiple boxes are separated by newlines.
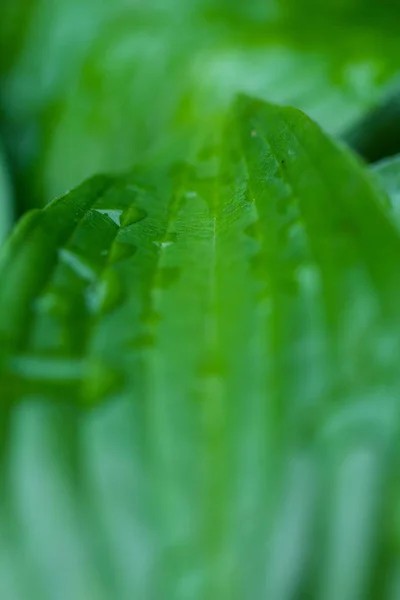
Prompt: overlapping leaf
<box><xmin>1</xmin><ymin>97</ymin><xmax>400</xmax><ymax>598</ymax></box>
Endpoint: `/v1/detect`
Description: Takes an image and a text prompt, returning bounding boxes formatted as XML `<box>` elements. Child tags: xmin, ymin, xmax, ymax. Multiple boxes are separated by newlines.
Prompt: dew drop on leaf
<box><xmin>94</xmin><ymin>208</ymin><xmax>123</xmax><ymax>226</ymax></box>
<box><xmin>120</xmin><ymin>206</ymin><xmax>147</xmax><ymax>228</ymax></box>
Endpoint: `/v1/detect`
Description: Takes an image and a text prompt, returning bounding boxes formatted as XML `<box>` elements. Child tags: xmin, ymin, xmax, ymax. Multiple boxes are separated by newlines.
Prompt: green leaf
<box><xmin>1</xmin><ymin>0</ymin><xmax>400</xmax><ymax>209</ymax></box>
<box><xmin>1</xmin><ymin>96</ymin><xmax>400</xmax><ymax>598</ymax></box>
<box><xmin>372</xmin><ymin>154</ymin><xmax>400</xmax><ymax>223</ymax></box>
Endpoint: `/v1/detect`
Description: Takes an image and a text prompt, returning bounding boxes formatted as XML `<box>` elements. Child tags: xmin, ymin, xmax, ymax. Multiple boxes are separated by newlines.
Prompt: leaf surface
<box><xmin>1</xmin><ymin>96</ymin><xmax>400</xmax><ymax>599</ymax></box>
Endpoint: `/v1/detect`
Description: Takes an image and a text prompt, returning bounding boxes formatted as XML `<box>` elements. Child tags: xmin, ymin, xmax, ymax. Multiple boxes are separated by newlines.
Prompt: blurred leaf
<box><xmin>373</xmin><ymin>153</ymin><xmax>400</xmax><ymax>213</ymax></box>
<box><xmin>342</xmin><ymin>89</ymin><xmax>400</xmax><ymax>162</ymax></box>
<box><xmin>1</xmin><ymin>96</ymin><xmax>400</xmax><ymax>598</ymax></box>
<box><xmin>0</xmin><ymin>140</ymin><xmax>13</xmax><ymax>245</ymax></box>
<box><xmin>1</xmin><ymin>0</ymin><xmax>400</xmax><ymax>210</ymax></box>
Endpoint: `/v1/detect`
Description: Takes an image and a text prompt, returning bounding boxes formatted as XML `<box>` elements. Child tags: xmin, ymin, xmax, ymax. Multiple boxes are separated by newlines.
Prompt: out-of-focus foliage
<box><xmin>343</xmin><ymin>90</ymin><xmax>400</xmax><ymax>163</ymax></box>
<box><xmin>1</xmin><ymin>0</ymin><xmax>400</xmax><ymax>210</ymax></box>
<box><xmin>2</xmin><ymin>96</ymin><xmax>400</xmax><ymax>598</ymax></box>
<box><xmin>0</xmin><ymin>141</ymin><xmax>13</xmax><ymax>242</ymax></box>
<box><xmin>373</xmin><ymin>154</ymin><xmax>400</xmax><ymax>226</ymax></box>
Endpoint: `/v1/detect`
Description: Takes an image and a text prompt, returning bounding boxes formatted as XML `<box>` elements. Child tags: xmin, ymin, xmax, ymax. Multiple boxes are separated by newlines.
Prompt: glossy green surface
<box><xmin>1</xmin><ymin>97</ymin><xmax>400</xmax><ymax>598</ymax></box>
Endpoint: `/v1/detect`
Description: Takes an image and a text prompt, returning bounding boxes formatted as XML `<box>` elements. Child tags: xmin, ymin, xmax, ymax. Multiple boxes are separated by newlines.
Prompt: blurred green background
<box><xmin>0</xmin><ymin>0</ymin><xmax>400</xmax><ymax>224</ymax></box>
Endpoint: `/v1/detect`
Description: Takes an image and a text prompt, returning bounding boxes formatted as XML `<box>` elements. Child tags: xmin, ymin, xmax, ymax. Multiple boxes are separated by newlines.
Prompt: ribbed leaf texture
<box><xmin>1</xmin><ymin>97</ymin><xmax>400</xmax><ymax>599</ymax></box>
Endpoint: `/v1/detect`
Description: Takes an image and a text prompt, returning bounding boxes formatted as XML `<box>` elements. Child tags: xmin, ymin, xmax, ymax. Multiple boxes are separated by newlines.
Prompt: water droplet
<box><xmin>184</xmin><ymin>191</ymin><xmax>198</xmax><ymax>199</ymax></box>
<box><xmin>58</xmin><ymin>248</ymin><xmax>98</xmax><ymax>282</ymax></box>
<box><xmin>109</xmin><ymin>241</ymin><xmax>137</xmax><ymax>263</ymax></box>
<box><xmin>95</xmin><ymin>208</ymin><xmax>123</xmax><ymax>226</ymax></box>
<box><xmin>120</xmin><ymin>206</ymin><xmax>147</xmax><ymax>228</ymax></box>
<box><xmin>250</xmin><ymin>130</ymin><xmax>257</xmax><ymax>137</ymax></box>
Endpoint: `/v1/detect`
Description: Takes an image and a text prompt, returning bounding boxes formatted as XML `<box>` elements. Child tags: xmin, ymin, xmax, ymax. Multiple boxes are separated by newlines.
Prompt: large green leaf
<box><xmin>1</xmin><ymin>0</ymin><xmax>400</xmax><ymax>210</ymax></box>
<box><xmin>1</xmin><ymin>96</ymin><xmax>400</xmax><ymax>598</ymax></box>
